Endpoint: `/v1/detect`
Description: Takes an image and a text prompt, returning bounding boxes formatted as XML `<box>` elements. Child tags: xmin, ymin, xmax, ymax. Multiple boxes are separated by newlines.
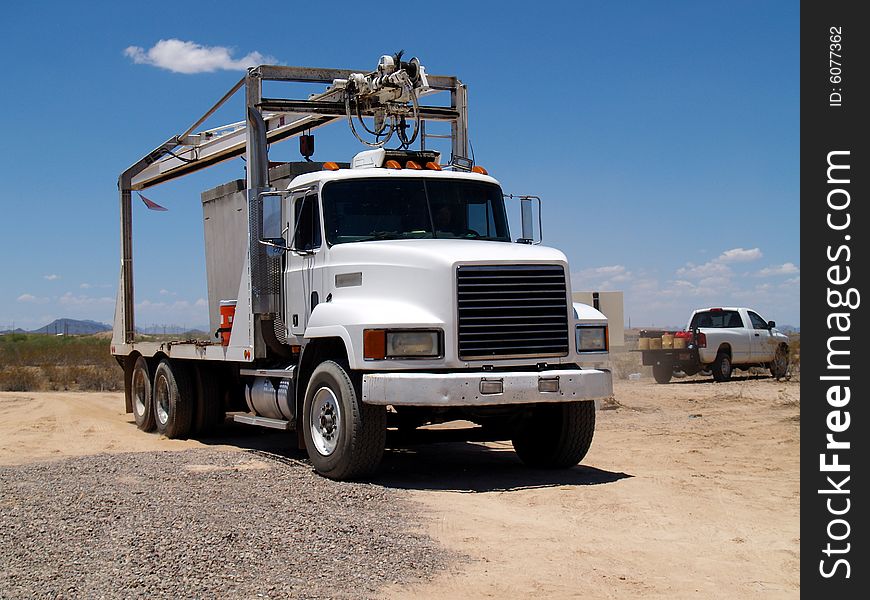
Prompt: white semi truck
<box><xmin>112</xmin><ymin>54</ymin><xmax>613</xmax><ymax>479</ymax></box>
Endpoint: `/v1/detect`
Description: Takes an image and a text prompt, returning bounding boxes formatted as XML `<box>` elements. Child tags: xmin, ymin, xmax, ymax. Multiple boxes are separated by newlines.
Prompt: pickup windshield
<box><xmin>321</xmin><ymin>178</ymin><xmax>510</xmax><ymax>245</ymax></box>
<box><xmin>690</xmin><ymin>310</ymin><xmax>743</xmax><ymax>329</ymax></box>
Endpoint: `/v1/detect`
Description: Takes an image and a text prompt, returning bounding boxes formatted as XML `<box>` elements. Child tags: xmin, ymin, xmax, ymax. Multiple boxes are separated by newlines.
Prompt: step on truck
<box><xmin>637</xmin><ymin>307</ymin><xmax>790</xmax><ymax>384</ymax></box>
<box><xmin>112</xmin><ymin>53</ymin><xmax>613</xmax><ymax>480</ymax></box>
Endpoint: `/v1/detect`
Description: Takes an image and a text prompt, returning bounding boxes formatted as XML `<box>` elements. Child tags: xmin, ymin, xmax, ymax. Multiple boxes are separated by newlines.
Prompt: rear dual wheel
<box><xmin>153</xmin><ymin>359</ymin><xmax>193</xmax><ymax>439</ymax></box>
<box><xmin>130</xmin><ymin>356</ymin><xmax>155</xmax><ymax>432</ymax></box>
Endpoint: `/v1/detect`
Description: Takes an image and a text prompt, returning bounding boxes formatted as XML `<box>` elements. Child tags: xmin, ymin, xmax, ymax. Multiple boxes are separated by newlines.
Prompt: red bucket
<box><xmin>219</xmin><ymin>300</ymin><xmax>237</xmax><ymax>346</ymax></box>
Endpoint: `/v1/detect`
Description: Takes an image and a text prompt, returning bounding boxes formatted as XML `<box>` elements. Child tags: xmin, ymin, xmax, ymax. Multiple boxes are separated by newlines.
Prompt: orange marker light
<box><xmin>425</xmin><ymin>162</ymin><xmax>442</xmax><ymax>171</ymax></box>
<box><xmin>471</xmin><ymin>165</ymin><xmax>489</xmax><ymax>175</ymax></box>
<box><xmin>405</xmin><ymin>160</ymin><xmax>422</xmax><ymax>170</ymax></box>
<box><xmin>363</xmin><ymin>329</ymin><xmax>386</xmax><ymax>360</ymax></box>
<box><xmin>323</xmin><ymin>161</ymin><xmax>340</xmax><ymax>171</ymax></box>
<box><xmin>385</xmin><ymin>160</ymin><xmax>402</xmax><ymax>170</ymax></box>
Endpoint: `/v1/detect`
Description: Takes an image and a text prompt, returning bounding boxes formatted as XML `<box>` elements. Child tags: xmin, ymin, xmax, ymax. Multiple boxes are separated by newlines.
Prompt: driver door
<box><xmin>285</xmin><ymin>191</ymin><xmax>323</xmax><ymax>338</ymax></box>
<box><xmin>748</xmin><ymin>311</ymin><xmax>776</xmax><ymax>362</ymax></box>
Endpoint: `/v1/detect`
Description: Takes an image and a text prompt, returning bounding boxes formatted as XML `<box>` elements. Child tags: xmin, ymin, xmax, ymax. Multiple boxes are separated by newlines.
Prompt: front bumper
<box><xmin>361</xmin><ymin>368</ymin><xmax>612</xmax><ymax>407</ymax></box>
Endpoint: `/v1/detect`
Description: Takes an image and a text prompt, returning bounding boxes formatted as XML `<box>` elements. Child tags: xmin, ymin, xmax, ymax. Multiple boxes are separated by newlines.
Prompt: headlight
<box><xmin>364</xmin><ymin>329</ymin><xmax>442</xmax><ymax>359</ymax></box>
<box><xmin>387</xmin><ymin>330</ymin><xmax>440</xmax><ymax>357</ymax></box>
<box><xmin>576</xmin><ymin>325</ymin><xmax>608</xmax><ymax>353</ymax></box>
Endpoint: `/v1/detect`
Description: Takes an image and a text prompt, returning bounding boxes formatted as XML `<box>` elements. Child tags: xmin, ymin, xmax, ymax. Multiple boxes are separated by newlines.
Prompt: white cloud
<box><xmin>124</xmin><ymin>39</ymin><xmax>275</xmax><ymax>74</ymax></box>
<box><xmin>676</xmin><ymin>261</ymin><xmax>732</xmax><ymax>279</ymax></box>
<box><xmin>80</xmin><ymin>283</ymin><xmax>92</xmax><ymax>289</ymax></box>
<box><xmin>718</xmin><ymin>247</ymin><xmax>763</xmax><ymax>263</ymax></box>
<box><xmin>43</xmin><ymin>274</ymin><xmax>60</xmax><ymax>281</ymax></box>
<box><xmin>756</xmin><ymin>262</ymin><xmax>799</xmax><ymax>277</ymax></box>
<box><xmin>573</xmin><ymin>265</ymin><xmax>634</xmax><ymax>290</ymax></box>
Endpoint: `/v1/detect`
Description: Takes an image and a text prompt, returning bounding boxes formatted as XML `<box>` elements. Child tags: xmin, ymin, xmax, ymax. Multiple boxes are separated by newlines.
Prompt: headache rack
<box><xmin>114</xmin><ymin>54</ymin><xmax>470</xmax><ymax>354</ymax></box>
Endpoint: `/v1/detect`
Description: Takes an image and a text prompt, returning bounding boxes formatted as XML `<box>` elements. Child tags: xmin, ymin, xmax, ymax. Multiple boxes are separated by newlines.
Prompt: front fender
<box><xmin>305</xmin><ymin>298</ymin><xmax>444</xmax><ymax>370</ymax></box>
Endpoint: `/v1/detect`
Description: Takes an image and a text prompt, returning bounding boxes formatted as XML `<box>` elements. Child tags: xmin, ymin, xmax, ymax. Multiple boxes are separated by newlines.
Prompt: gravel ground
<box><xmin>0</xmin><ymin>449</ymin><xmax>452</xmax><ymax>599</ymax></box>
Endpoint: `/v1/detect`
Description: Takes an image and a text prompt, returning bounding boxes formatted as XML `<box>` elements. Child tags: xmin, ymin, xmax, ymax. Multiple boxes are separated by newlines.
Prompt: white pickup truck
<box><xmin>638</xmin><ymin>307</ymin><xmax>790</xmax><ymax>383</ymax></box>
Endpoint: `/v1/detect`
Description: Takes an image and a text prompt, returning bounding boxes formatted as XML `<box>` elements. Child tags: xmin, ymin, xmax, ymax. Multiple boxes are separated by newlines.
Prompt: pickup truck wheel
<box><xmin>302</xmin><ymin>361</ymin><xmax>386</xmax><ymax>480</ymax></box>
<box><xmin>653</xmin><ymin>363</ymin><xmax>673</xmax><ymax>384</ymax></box>
<box><xmin>711</xmin><ymin>352</ymin><xmax>732</xmax><ymax>382</ymax></box>
<box><xmin>512</xmin><ymin>401</ymin><xmax>595</xmax><ymax>468</ymax></box>
<box><xmin>153</xmin><ymin>359</ymin><xmax>194</xmax><ymax>439</ymax></box>
<box><xmin>130</xmin><ymin>356</ymin><xmax>155</xmax><ymax>432</ymax></box>
<box><xmin>770</xmin><ymin>347</ymin><xmax>789</xmax><ymax>379</ymax></box>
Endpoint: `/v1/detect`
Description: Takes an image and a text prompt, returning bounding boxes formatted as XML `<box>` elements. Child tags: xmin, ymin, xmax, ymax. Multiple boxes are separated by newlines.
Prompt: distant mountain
<box><xmin>0</xmin><ymin>328</ymin><xmax>28</xmax><ymax>335</ymax></box>
<box><xmin>29</xmin><ymin>319</ymin><xmax>111</xmax><ymax>335</ymax></box>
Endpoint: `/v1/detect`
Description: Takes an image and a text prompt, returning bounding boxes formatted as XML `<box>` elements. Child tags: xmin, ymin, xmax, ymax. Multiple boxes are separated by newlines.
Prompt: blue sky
<box><xmin>0</xmin><ymin>1</ymin><xmax>799</xmax><ymax>331</ymax></box>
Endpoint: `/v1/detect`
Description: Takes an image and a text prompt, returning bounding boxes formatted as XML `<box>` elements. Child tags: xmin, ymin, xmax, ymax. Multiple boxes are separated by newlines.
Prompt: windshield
<box><xmin>321</xmin><ymin>178</ymin><xmax>511</xmax><ymax>245</ymax></box>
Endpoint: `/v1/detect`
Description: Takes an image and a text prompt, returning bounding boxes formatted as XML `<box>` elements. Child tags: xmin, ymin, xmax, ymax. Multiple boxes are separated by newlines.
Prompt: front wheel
<box><xmin>302</xmin><ymin>361</ymin><xmax>386</xmax><ymax>480</ymax></box>
<box><xmin>653</xmin><ymin>363</ymin><xmax>673</xmax><ymax>384</ymax></box>
<box><xmin>770</xmin><ymin>346</ymin><xmax>789</xmax><ymax>379</ymax></box>
<box><xmin>512</xmin><ymin>401</ymin><xmax>595</xmax><ymax>468</ymax></box>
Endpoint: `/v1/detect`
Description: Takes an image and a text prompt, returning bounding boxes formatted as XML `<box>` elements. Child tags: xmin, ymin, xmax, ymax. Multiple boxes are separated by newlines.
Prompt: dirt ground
<box><xmin>0</xmin><ymin>374</ymin><xmax>799</xmax><ymax>599</ymax></box>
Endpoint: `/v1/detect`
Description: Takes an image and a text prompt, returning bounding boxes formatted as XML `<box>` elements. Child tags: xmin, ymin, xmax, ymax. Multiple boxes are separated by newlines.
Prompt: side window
<box><xmin>748</xmin><ymin>311</ymin><xmax>768</xmax><ymax>330</ymax></box>
<box><xmin>294</xmin><ymin>194</ymin><xmax>321</xmax><ymax>251</ymax></box>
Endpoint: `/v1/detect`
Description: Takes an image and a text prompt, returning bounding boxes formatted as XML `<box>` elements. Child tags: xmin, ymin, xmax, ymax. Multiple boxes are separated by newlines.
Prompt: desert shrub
<box><xmin>0</xmin><ymin>366</ymin><xmax>40</xmax><ymax>391</ymax></box>
<box><xmin>66</xmin><ymin>365</ymin><xmax>123</xmax><ymax>392</ymax></box>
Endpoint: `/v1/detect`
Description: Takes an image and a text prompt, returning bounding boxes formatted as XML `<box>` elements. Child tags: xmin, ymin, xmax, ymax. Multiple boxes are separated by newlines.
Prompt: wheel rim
<box><xmin>310</xmin><ymin>386</ymin><xmax>341</xmax><ymax>456</ymax></box>
<box><xmin>155</xmin><ymin>375</ymin><xmax>170</xmax><ymax>426</ymax></box>
<box><xmin>132</xmin><ymin>369</ymin><xmax>148</xmax><ymax>416</ymax></box>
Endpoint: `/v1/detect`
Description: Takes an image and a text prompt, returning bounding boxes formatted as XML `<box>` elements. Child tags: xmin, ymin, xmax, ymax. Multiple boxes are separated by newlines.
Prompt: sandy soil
<box><xmin>0</xmin><ymin>375</ymin><xmax>799</xmax><ymax>598</ymax></box>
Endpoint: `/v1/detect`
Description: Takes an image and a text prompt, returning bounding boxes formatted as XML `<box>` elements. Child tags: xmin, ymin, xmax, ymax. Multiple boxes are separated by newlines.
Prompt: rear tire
<box><xmin>153</xmin><ymin>359</ymin><xmax>194</xmax><ymax>439</ymax></box>
<box><xmin>192</xmin><ymin>365</ymin><xmax>225</xmax><ymax>436</ymax></box>
<box><xmin>512</xmin><ymin>401</ymin><xmax>595</xmax><ymax>468</ymax></box>
<box><xmin>302</xmin><ymin>361</ymin><xmax>386</xmax><ymax>480</ymax></box>
<box><xmin>653</xmin><ymin>363</ymin><xmax>673</xmax><ymax>384</ymax></box>
<box><xmin>712</xmin><ymin>352</ymin><xmax>732</xmax><ymax>382</ymax></box>
<box><xmin>770</xmin><ymin>346</ymin><xmax>789</xmax><ymax>379</ymax></box>
<box><xmin>130</xmin><ymin>356</ymin><xmax>155</xmax><ymax>432</ymax></box>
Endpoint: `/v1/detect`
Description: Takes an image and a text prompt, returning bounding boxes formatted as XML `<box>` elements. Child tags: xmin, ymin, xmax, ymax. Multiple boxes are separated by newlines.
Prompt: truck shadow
<box><xmin>669</xmin><ymin>374</ymin><xmax>775</xmax><ymax>385</ymax></box>
<box><xmin>197</xmin><ymin>421</ymin><xmax>631</xmax><ymax>493</ymax></box>
<box><xmin>374</xmin><ymin>437</ymin><xmax>632</xmax><ymax>493</ymax></box>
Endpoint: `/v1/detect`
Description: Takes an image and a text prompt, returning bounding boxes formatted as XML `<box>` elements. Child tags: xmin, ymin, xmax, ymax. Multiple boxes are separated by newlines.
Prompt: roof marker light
<box><xmin>405</xmin><ymin>160</ymin><xmax>422</xmax><ymax>170</ymax></box>
<box><xmin>471</xmin><ymin>165</ymin><xmax>489</xmax><ymax>175</ymax></box>
<box><xmin>425</xmin><ymin>162</ymin><xmax>442</xmax><ymax>171</ymax></box>
<box><xmin>323</xmin><ymin>161</ymin><xmax>340</xmax><ymax>171</ymax></box>
<box><xmin>385</xmin><ymin>160</ymin><xmax>402</xmax><ymax>169</ymax></box>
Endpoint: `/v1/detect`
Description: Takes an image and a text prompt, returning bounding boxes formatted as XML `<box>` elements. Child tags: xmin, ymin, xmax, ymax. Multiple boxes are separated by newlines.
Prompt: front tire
<box><xmin>153</xmin><ymin>359</ymin><xmax>194</xmax><ymax>439</ymax></box>
<box><xmin>653</xmin><ymin>363</ymin><xmax>673</xmax><ymax>384</ymax></box>
<box><xmin>711</xmin><ymin>352</ymin><xmax>732</xmax><ymax>382</ymax></box>
<box><xmin>130</xmin><ymin>356</ymin><xmax>155</xmax><ymax>432</ymax></box>
<box><xmin>770</xmin><ymin>346</ymin><xmax>789</xmax><ymax>379</ymax></box>
<box><xmin>302</xmin><ymin>361</ymin><xmax>386</xmax><ymax>480</ymax></box>
<box><xmin>512</xmin><ymin>401</ymin><xmax>595</xmax><ymax>468</ymax></box>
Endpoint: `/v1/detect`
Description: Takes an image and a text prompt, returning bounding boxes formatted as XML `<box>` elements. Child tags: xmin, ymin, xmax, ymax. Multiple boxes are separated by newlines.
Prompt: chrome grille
<box><xmin>457</xmin><ymin>265</ymin><xmax>570</xmax><ymax>360</ymax></box>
